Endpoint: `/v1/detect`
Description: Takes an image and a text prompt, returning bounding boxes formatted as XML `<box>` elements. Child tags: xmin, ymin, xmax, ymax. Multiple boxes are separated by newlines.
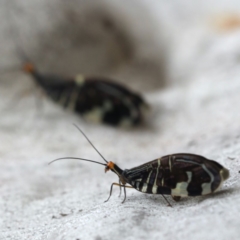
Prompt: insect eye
<box><xmin>105</xmin><ymin>166</ymin><xmax>110</xmax><ymax>173</ymax></box>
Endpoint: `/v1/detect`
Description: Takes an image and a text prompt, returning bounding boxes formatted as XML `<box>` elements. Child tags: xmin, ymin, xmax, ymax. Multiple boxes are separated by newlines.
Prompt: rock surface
<box><xmin>1</xmin><ymin>1</ymin><xmax>240</xmax><ymax>240</ymax></box>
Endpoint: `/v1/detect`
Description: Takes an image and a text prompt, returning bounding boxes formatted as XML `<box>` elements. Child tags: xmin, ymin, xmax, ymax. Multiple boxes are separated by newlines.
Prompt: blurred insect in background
<box><xmin>22</xmin><ymin>62</ymin><xmax>149</xmax><ymax>127</ymax></box>
<box><xmin>6</xmin><ymin>1</ymin><xmax>149</xmax><ymax>127</ymax></box>
<box><xmin>49</xmin><ymin>125</ymin><xmax>230</xmax><ymax>206</ymax></box>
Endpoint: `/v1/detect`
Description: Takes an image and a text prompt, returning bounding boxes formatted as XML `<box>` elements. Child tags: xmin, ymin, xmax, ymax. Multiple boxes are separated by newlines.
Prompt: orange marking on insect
<box><xmin>23</xmin><ymin>63</ymin><xmax>35</xmax><ymax>73</ymax></box>
<box><xmin>105</xmin><ymin>161</ymin><xmax>115</xmax><ymax>172</ymax></box>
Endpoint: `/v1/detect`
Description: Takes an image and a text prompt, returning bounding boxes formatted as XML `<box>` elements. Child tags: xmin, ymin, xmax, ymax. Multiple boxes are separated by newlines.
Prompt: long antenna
<box><xmin>48</xmin><ymin>157</ymin><xmax>107</xmax><ymax>166</ymax></box>
<box><xmin>73</xmin><ymin>124</ymin><xmax>108</xmax><ymax>163</ymax></box>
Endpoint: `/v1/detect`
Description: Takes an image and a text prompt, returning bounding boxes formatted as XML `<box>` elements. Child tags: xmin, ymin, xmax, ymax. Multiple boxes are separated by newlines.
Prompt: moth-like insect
<box><xmin>23</xmin><ymin>63</ymin><xmax>149</xmax><ymax>127</ymax></box>
<box><xmin>49</xmin><ymin>125</ymin><xmax>230</xmax><ymax>206</ymax></box>
<box><xmin>7</xmin><ymin>4</ymin><xmax>148</xmax><ymax>127</ymax></box>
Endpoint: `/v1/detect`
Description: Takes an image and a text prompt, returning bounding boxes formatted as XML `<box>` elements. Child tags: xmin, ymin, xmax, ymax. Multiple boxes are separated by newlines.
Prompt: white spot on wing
<box><xmin>220</xmin><ymin>168</ymin><xmax>229</xmax><ymax>181</ymax></box>
<box><xmin>119</xmin><ymin>118</ymin><xmax>132</xmax><ymax>127</ymax></box>
<box><xmin>152</xmin><ymin>159</ymin><xmax>161</xmax><ymax>194</ymax></box>
<box><xmin>75</xmin><ymin>75</ymin><xmax>85</xmax><ymax>85</ymax></box>
<box><xmin>213</xmin><ymin>168</ymin><xmax>230</xmax><ymax>193</ymax></box>
<box><xmin>169</xmin><ymin>156</ymin><xmax>172</xmax><ymax>171</ymax></box>
<box><xmin>141</xmin><ymin>183</ymin><xmax>148</xmax><ymax>193</ymax></box>
<box><xmin>83</xmin><ymin>108</ymin><xmax>103</xmax><ymax>123</ymax></box>
<box><xmin>82</xmin><ymin>101</ymin><xmax>113</xmax><ymax>123</ymax></box>
<box><xmin>135</xmin><ymin>181</ymin><xmax>140</xmax><ymax>190</ymax></box>
<box><xmin>171</xmin><ymin>171</ymin><xmax>192</xmax><ymax>197</ymax></box>
<box><xmin>146</xmin><ymin>171</ymin><xmax>152</xmax><ymax>184</ymax></box>
<box><xmin>201</xmin><ymin>164</ymin><xmax>214</xmax><ymax>195</ymax></box>
<box><xmin>152</xmin><ymin>186</ymin><xmax>158</xmax><ymax>194</ymax></box>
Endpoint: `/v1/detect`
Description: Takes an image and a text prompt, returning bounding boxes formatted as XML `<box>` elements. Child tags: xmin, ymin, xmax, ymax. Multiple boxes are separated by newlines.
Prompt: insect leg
<box><xmin>120</xmin><ymin>185</ymin><xmax>133</xmax><ymax>203</ymax></box>
<box><xmin>161</xmin><ymin>194</ymin><xmax>172</xmax><ymax>207</ymax></box>
<box><xmin>118</xmin><ymin>179</ymin><xmax>122</xmax><ymax>197</ymax></box>
<box><xmin>105</xmin><ymin>183</ymin><xmax>133</xmax><ymax>203</ymax></box>
<box><xmin>104</xmin><ymin>183</ymin><xmax>121</xmax><ymax>203</ymax></box>
<box><xmin>122</xmin><ymin>185</ymin><xmax>127</xmax><ymax>204</ymax></box>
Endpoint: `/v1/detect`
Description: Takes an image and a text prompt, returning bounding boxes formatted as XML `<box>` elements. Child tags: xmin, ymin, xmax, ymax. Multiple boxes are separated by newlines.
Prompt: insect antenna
<box><xmin>49</xmin><ymin>125</ymin><xmax>109</xmax><ymax>166</ymax></box>
<box><xmin>48</xmin><ymin>157</ymin><xmax>107</xmax><ymax>166</ymax></box>
<box><xmin>72</xmin><ymin>124</ymin><xmax>108</xmax><ymax>163</ymax></box>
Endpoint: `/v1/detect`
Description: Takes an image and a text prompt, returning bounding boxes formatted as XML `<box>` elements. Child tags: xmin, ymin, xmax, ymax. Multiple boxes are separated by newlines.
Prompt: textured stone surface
<box><xmin>1</xmin><ymin>1</ymin><xmax>240</xmax><ymax>240</ymax></box>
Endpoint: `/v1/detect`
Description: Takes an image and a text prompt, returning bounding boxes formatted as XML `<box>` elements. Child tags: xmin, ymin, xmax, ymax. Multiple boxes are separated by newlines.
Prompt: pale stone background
<box><xmin>1</xmin><ymin>0</ymin><xmax>240</xmax><ymax>240</ymax></box>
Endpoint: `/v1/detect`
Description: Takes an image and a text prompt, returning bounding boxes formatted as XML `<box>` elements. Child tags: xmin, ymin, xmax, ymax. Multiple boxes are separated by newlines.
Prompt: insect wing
<box><xmin>31</xmin><ymin>72</ymin><xmax>148</xmax><ymax>126</ymax></box>
<box><xmin>123</xmin><ymin>160</ymin><xmax>171</xmax><ymax>195</ymax></box>
<box><xmin>32</xmin><ymin>72</ymin><xmax>75</xmax><ymax>107</ymax></box>
<box><xmin>124</xmin><ymin>154</ymin><xmax>228</xmax><ymax>197</ymax></box>
<box><xmin>75</xmin><ymin>78</ymin><xmax>146</xmax><ymax>126</ymax></box>
<box><xmin>165</xmin><ymin>154</ymin><xmax>227</xmax><ymax>197</ymax></box>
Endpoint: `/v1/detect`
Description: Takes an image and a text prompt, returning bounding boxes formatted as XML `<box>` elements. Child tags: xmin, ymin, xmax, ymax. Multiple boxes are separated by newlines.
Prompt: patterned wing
<box><xmin>31</xmin><ymin>71</ymin><xmax>76</xmax><ymax>108</ymax></box>
<box><xmin>123</xmin><ymin>159</ymin><xmax>172</xmax><ymax>195</ymax></box>
<box><xmin>123</xmin><ymin>154</ymin><xmax>229</xmax><ymax>197</ymax></box>
<box><xmin>31</xmin><ymin>71</ymin><xmax>148</xmax><ymax>126</ymax></box>
<box><xmin>74</xmin><ymin>78</ymin><xmax>147</xmax><ymax>126</ymax></box>
<box><xmin>169</xmin><ymin>154</ymin><xmax>228</xmax><ymax>196</ymax></box>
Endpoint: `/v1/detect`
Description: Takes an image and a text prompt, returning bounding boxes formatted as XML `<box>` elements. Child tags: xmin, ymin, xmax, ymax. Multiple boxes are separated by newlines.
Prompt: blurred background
<box><xmin>1</xmin><ymin>0</ymin><xmax>240</xmax><ymax>239</ymax></box>
<box><xmin>1</xmin><ymin>0</ymin><xmax>240</xmax><ymax>90</ymax></box>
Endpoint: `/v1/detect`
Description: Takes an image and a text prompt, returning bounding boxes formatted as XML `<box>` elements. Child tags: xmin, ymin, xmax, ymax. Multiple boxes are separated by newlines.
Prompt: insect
<box><xmin>23</xmin><ymin>63</ymin><xmax>149</xmax><ymax>127</ymax></box>
<box><xmin>7</xmin><ymin>3</ymin><xmax>149</xmax><ymax>127</ymax></box>
<box><xmin>49</xmin><ymin>125</ymin><xmax>230</xmax><ymax>206</ymax></box>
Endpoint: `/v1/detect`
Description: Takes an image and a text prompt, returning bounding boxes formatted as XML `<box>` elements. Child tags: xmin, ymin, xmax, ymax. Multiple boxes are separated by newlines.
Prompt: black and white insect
<box><xmin>23</xmin><ymin>63</ymin><xmax>149</xmax><ymax>127</ymax></box>
<box><xmin>6</xmin><ymin>2</ymin><xmax>149</xmax><ymax>127</ymax></box>
<box><xmin>49</xmin><ymin>125</ymin><xmax>230</xmax><ymax>206</ymax></box>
